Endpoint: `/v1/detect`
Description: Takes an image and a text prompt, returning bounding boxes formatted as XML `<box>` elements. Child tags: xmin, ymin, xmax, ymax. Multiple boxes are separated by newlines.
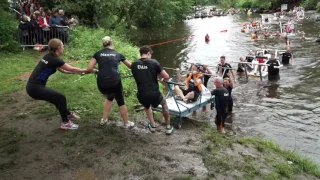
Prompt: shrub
<box><xmin>0</xmin><ymin>3</ymin><xmax>20</xmax><ymax>53</ymax></box>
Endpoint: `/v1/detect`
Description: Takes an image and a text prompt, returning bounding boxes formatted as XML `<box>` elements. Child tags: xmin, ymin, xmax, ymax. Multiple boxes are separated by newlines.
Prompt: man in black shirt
<box><xmin>281</xmin><ymin>49</ymin><xmax>294</xmax><ymax>65</ymax></box>
<box><xmin>86</xmin><ymin>36</ymin><xmax>134</xmax><ymax>129</ymax></box>
<box><xmin>216</xmin><ymin>56</ymin><xmax>236</xmax><ymax>82</ymax></box>
<box><xmin>237</xmin><ymin>57</ymin><xmax>246</xmax><ymax>73</ymax></box>
<box><xmin>266</xmin><ymin>54</ymin><xmax>281</xmax><ymax>81</ymax></box>
<box><xmin>245</xmin><ymin>50</ymin><xmax>256</xmax><ymax>71</ymax></box>
<box><xmin>211</xmin><ymin>77</ymin><xmax>229</xmax><ymax>133</ymax></box>
<box><xmin>131</xmin><ymin>46</ymin><xmax>174</xmax><ymax>135</ymax></box>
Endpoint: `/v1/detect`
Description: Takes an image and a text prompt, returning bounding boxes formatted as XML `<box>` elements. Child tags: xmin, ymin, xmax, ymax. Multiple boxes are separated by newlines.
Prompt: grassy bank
<box><xmin>0</xmin><ymin>27</ymin><xmax>320</xmax><ymax>180</ymax></box>
<box><xmin>0</xmin><ymin>26</ymin><xmax>142</xmax><ymax>121</ymax></box>
<box><xmin>202</xmin><ymin>124</ymin><xmax>320</xmax><ymax>180</ymax></box>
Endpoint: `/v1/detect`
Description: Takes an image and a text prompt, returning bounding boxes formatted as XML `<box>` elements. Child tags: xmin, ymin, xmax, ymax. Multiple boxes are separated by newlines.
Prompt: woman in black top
<box><xmin>26</xmin><ymin>38</ymin><xmax>89</xmax><ymax>130</ymax></box>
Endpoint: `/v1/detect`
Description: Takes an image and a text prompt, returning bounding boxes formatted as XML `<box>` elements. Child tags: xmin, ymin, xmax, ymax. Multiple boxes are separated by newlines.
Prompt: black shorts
<box><xmin>138</xmin><ymin>93</ymin><xmax>163</xmax><ymax>109</ymax></box>
<box><xmin>182</xmin><ymin>88</ymin><xmax>200</xmax><ymax>102</ymax></box>
<box><xmin>203</xmin><ymin>75</ymin><xmax>210</xmax><ymax>87</ymax></box>
<box><xmin>97</xmin><ymin>80</ymin><xmax>125</xmax><ymax>106</ymax></box>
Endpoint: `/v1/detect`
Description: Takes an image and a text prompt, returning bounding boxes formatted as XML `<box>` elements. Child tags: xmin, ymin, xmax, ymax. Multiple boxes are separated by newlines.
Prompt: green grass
<box><xmin>0</xmin><ymin>51</ymin><xmax>39</xmax><ymax>96</ymax></box>
<box><xmin>202</xmin><ymin>124</ymin><xmax>320</xmax><ymax>179</ymax></box>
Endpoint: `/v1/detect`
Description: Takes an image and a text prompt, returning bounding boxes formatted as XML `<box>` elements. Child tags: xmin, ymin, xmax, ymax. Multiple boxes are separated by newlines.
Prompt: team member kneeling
<box><xmin>131</xmin><ymin>46</ymin><xmax>174</xmax><ymax>135</ymax></box>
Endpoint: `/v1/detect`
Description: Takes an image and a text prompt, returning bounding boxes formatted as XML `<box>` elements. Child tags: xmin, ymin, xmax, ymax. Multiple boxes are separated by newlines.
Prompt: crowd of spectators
<box><xmin>11</xmin><ymin>0</ymin><xmax>78</xmax><ymax>50</ymax></box>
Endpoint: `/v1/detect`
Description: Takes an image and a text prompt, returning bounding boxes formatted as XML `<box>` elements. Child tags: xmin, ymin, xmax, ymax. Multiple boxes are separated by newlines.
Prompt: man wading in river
<box><xmin>265</xmin><ymin>54</ymin><xmax>281</xmax><ymax>81</ymax></box>
<box><xmin>216</xmin><ymin>56</ymin><xmax>237</xmax><ymax>82</ymax></box>
<box><xmin>131</xmin><ymin>46</ymin><xmax>174</xmax><ymax>135</ymax></box>
<box><xmin>211</xmin><ymin>77</ymin><xmax>229</xmax><ymax>133</ymax></box>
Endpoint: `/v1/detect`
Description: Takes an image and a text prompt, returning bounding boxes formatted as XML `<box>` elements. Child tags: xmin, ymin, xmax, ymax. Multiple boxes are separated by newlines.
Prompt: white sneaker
<box><xmin>100</xmin><ymin>118</ymin><xmax>108</xmax><ymax>125</ymax></box>
<box><xmin>60</xmin><ymin>120</ymin><xmax>79</xmax><ymax>130</ymax></box>
<box><xmin>121</xmin><ymin>121</ymin><xmax>135</xmax><ymax>129</ymax></box>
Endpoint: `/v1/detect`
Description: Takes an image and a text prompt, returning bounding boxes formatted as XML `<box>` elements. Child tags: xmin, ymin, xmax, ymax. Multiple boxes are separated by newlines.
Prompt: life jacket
<box><xmin>205</xmin><ymin>35</ymin><xmax>210</xmax><ymax>41</ymax></box>
<box><xmin>186</xmin><ymin>73</ymin><xmax>202</xmax><ymax>92</ymax></box>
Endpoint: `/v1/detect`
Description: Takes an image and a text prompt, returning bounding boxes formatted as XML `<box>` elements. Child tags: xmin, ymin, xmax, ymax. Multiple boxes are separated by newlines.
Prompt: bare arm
<box><xmin>160</xmin><ymin>70</ymin><xmax>170</xmax><ymax>81</ymax></box>
<box><xmin>193</xmin><ymin>75</ymin><xmax>202</xmax><ymax>86</ymax></box>
<box><xmin>122</xmin><ymin>60</ymin><xmax>131</xmax><ymax>69</ymax></box>
<box><xmin>57</xmin><ymin>68</ymin><xmax>76</xmax><ymax>74</ymax></box>
<box><xmin>204</xmin><ymin>65</ymin><xmax>213</xmax><ymax>74</ymax></box>
<box><xmin>230</xmin><ymin>70</ymin><xmax>236</xmax><ymax>82</ymax></box>
<box><xmin>229</xmin><ymin>79</ymin><xmax>234</xmax><ymax>89</ymax></box>
<box><xmin>60</xmin><ymin>63</ymin><xmax>88</xmax><ymax>74</ymax></box>
<box><xmin>86</xmin><ymin>58</ymin><xmax>98</xmax><ymax>73</ymax></box>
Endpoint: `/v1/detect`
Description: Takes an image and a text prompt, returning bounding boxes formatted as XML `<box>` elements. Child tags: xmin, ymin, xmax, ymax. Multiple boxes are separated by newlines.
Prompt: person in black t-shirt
<box><xmin>237</xmin><ymin>57</ymin><xmax>246</xmax><ymax>73</ymax></box>
<box><xmin>265</xmin><ymin>54</ymin><xmax>281</xmax><ymax>81</ymax></box>
<box><xmin>281</xmin><ymin>49</ymin><xmax>294</xmax><ymax>65</ymax></box>
<box><xmin>211</xmin><ymin>77</ymin><xmax>229</xmax><ymax>133</ymax></box>
<box><xmin>223</xmin><ymin>77</ymin><xmax>233</xmax><ymax>114</ymax></box>
<box><xmin>26</xmin><ymin>39</ymin><xmax>89</xmax><ymax>130</ymax></box>
<box><xmin>131</xmin><ymin>46</ymin><xmax>174</xmax><ymax>135</ymax></box>
<box><xmin>216</xmin><ymin>56</ymin><xmax>236</xmax><ymax>82</ymax></box>
<box><xmin>86</xmin><ymin>36</ymin><xmax>134</xmax><ymax>129</ymax></box>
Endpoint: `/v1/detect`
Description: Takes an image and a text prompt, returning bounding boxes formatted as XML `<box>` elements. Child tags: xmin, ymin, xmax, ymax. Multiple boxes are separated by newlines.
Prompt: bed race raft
<box><xmin>153</xmin><ymin>79</ymin><xmax>215</xmax><ymax>129</ymax></box>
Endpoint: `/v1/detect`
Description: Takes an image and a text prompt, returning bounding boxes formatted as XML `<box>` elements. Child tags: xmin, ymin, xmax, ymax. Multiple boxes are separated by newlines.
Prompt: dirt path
<box><xmin>0</xmin><ymin>91</ymin><xmax>209</xmax><ymax>180</ymax></box>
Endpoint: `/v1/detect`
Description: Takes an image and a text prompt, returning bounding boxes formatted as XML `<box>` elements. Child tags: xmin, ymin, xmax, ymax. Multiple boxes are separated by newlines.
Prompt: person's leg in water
<box><xmin>160</xmin><ymin>99</ymin><xmax>174</xmax><ymax>134</ymax></box>
<box><xmin>215</xmin><ymin>112</ymin><xmax>226</xmax><ymax>133</ymax></box>
<box><xmin>228</xmin><ymin>96</ymin><xmax>233</xmax><ymax>114</ymax></box>
<box><xmin>202</xmin><ymin>76</ymin><xmax>210</xmax><ymax>112</ymax></box>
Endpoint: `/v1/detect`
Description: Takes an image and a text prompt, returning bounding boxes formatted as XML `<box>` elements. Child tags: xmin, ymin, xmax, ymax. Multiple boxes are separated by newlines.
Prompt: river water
<box><xmin>131</xmin><ymin>12</ymin><xmax>320</xmax><ymax>163</ymax></box>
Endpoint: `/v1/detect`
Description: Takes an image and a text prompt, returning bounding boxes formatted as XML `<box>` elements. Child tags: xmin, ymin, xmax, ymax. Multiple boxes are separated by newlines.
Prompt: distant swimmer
<box><xmin>281</xmin><ymin>48</ymin><xmax>294</xmax><ymax>65</ymax></box>
<box><xmin>205</xmin><ymin>34</ymin><xmax>210</xmax><ymax>42</ymax></box>
<box><xmin>251</xmin><ymin>31</ymin><xmax>258</xmax><ymax>39</ymax></box>
<box><xmin>272</xmin><ymin>31</ymin><xmax>281</xmax><ymax>37</ymax></box>
<box><xmin>263</xmin><ymin>29</ymin><xmax>270</xmax><ymax>37</ymax></box>
<box><xmin>252</xmin><ymin>20</ymin><xmax>257</xmax><ymax>29</ymax></box>
<box><xmin>241</xmin><ymin>27</ymin><xmax>246</xmax><ymax>33</ymax></box>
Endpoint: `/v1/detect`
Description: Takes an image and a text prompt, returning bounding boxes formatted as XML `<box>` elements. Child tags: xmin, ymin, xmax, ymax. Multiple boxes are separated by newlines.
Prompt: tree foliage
<box><xmin>0</xmin><ymin>0</ymin><xmax>20</xmax><ymax>52</ymax></box>
<box><xmin>301</xmin><ymin>0</ymin><xmax>320</xmax><ymax>10</ymax></box>
<box><xmin>53</xmin><ymin>0</ymin><xmax>194</xmax><ymax>29</ymax></box>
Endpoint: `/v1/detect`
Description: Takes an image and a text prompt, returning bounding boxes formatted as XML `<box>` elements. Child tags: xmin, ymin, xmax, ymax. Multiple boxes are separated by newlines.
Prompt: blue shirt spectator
<box><xmin>49</xmin><ymin>15</ymin><xmax>62</xmax><ymax>26</ymax></box>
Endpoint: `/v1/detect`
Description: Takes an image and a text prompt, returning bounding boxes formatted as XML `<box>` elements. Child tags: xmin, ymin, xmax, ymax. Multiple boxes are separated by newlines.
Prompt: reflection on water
<box><xmin>131</xmin><ymin>12</ymin><xmax>320</xmax><ymax>163</ymax></box>
<box><xmin>264</xmin><ymin>83</ymin><xmax>280</xmax><ymax>98</ymax></box>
